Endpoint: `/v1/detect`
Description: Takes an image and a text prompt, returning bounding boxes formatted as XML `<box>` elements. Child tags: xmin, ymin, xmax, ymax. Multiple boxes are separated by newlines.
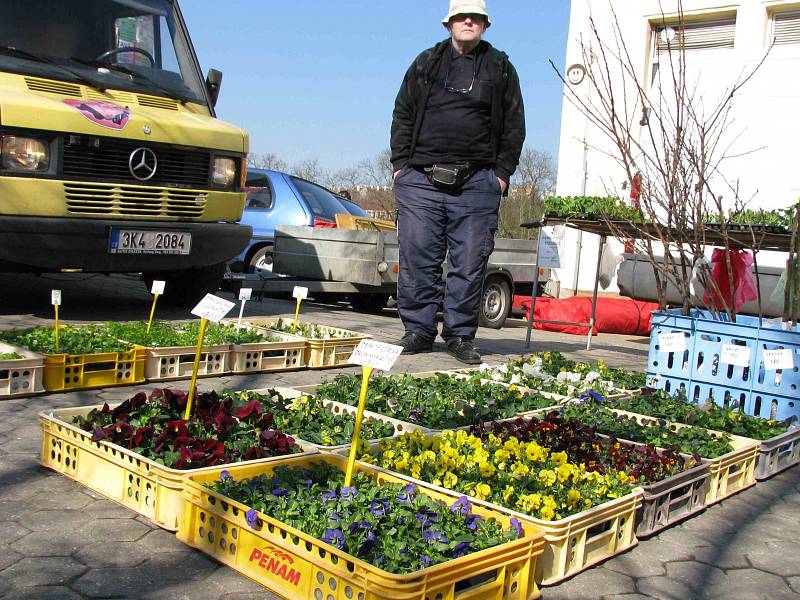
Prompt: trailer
<box><xmin>225</xmin><ymin>225</ymin><xmax>551</xmax><ymax>329</ymax></box>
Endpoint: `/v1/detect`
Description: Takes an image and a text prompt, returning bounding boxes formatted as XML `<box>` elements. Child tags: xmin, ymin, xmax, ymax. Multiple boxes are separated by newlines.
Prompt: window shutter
<box><xmin>656</xmin><ymin>16</ymin><xmax>737</xmax><ymax>52</ymax></box>
<box><xmin>773</xmin><ymin>10</ymin><xmax>800</xmax><ymax>45</ymax></box>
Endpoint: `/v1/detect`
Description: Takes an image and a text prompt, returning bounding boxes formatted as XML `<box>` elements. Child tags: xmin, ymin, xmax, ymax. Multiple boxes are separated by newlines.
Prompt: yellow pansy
<box><xmin>517</xmin><ymin>493</ymin><xmax>542</xmax><ymax>513</ymax></box>
<box><xmin>538</xmin><ymin>469</ymin><xmax>557</xmax><ymax>487</ymax></box>
<box><xmin>503</xmin><ymin>485</ymin><xmax>515</xmax><ymax>503</ymax></box>
<box><xmin>557</xmin><ymin>463</ymin><xmax>575</xmax><ymax>483</ymax></box>
<box><xmin>479</xmin><ymin>461</ymin><xmax>496</xmax><ymax>478</ymax></box>
<box><xmin>494</xmin><ymin>448</ymin><xmax>511</xmax><ymax>464</ymax></box>
<box><xmin>567</xmin><ymin>489</ymin><xmax>582</xmax><ymax>506</ymax></box>
<box><xmin>510</xmin><ymin>462</ymin><xmax>530</xmax><ymax>479</ymax></box>
<box><xmin>443</xmin><ymin>471</ymin><xmax>458</xmax><ymax>488</ymax></box>
<box><xmin>550</xmin><ymin>451</ymin><xmax>568</xmax><ymax>466</ymax></box>
<box><xmin>474</xmin><ymin>483</ymin><xmax>491</xmax><ymax>500</ymax></box>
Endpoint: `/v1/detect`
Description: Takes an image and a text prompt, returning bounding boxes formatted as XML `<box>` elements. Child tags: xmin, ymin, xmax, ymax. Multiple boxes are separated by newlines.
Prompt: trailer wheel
<box><xmin>248</xmin><ymin>246</ymin><xmax>273</xmax><ymax>273</ymax></box>
<box><xmin>479</xmin><ymin>277</ymin><xmax>511</xmax><ymax>329</ymax></box>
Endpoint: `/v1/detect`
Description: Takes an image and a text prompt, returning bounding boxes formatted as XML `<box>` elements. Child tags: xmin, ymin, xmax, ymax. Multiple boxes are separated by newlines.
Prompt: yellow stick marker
<box><xmin>292</xmin><ymin>297</ymin><xmax>302</xmax><ymax>329</ymax></box>
<box><xmin>183</xmin><ymin>317</ymin><xmax>209</xmax><ymax>421</ymax></box>
<box><xmin>146</xmin><ymin>294</ymin><xmax>160</xmax><ymax>333</ymax></box>
<box><xmin>344</xmin><ymin>365</ymin><xmax>374</xmax><ymax>487</ymax></box>
<box><xmin>54</xmin><ymin>304</ymin><xmax>60</xmax><ymax>353</ymax></box>
<box><xmin>51</xmin><ymin>289</ymin><xmax>62</xmax><ymax>353</ymax></box>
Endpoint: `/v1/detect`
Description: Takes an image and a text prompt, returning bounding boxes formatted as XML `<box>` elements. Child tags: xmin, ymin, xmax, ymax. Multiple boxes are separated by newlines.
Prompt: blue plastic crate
<box><xmin>750</xmin><ymin>321</ymin><xmax>800</xmax><ymax>399</ymax></box>
<box><xmin>647</xmin><ymin>310</ymin><xmax>800</xmax><ymax>421</ymax></box>
<box><xmin>649</xmin><ymin>374</ymin><xmax>750</xmax><ymax>412</ymax></box>
<box><xmin>649</xmin><ymin>310</ymin><xmax>760</xmax><ymax>390</ymax></box>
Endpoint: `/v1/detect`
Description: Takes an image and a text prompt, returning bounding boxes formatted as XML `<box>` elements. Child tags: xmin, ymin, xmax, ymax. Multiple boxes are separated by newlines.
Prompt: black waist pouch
<box><xmin>425</xmin><ymin>163</ymin><xmax>478</xmax><ymax>190</ymax></box>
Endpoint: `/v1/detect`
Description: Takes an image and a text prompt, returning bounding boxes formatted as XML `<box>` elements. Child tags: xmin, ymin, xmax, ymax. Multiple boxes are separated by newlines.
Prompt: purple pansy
<box><xmin>453</xmin><ymin>541</ymin><xmax>471</xmax><ymax>558</ymax></box>
<box><xmin>219</xmin><ymin>470</ymin><xmax>233</xmax><ymax>483</ymax></box>
<box><xmin>450</xmin><ymin>496</ymin><xmax>472</xmax><ymax>516</ymax></box>
<box><xmin>320</xmin><ymin>490</ymin><xmax>337</xmax><ymax>503</ymax></box>
<box><xmin>322</xmin><ymin>528</ymin><xmax>345</xmax><ymax>549</ymax></box>
<box><xmin>510</xmin><ymin>517</ymin><xmax>523</xmax><ymax>538</ymax></box>
<box><xmin>369</xmin><ymin>498</ymin><xmax>389</xmax><ymax>516</ymax></box>
<box><xmin>415</xmin><ymin>508</ymin><xmax>438</xmax><ymax>528</ymax></box>
<box><xmin>340</xmin><ymin>486</ymin><xmax>358</xmax><ymax>501</ymax></box>
<box><xmin>423</xmin><ymin>529</ymin><xmax>447</xmax><ymax>544</ymax></box>
<box><xmin>245</xmin><ymin>508</ymin><xmax>259</xmax><ymax>528</ymax></box>
<box><xmin>397</xmin><ymin>484</ymin><xmax>416</xmax><ymax>503</ymax></box>
<box><xmin>464</xmin><ymin>513</ymin><xmax>483</xmax><ymax>531</ymax></box>
<box><xmin>272</xmin><ymin>488</ymin><xmax>289</xmax><ymax>497</ymax></box>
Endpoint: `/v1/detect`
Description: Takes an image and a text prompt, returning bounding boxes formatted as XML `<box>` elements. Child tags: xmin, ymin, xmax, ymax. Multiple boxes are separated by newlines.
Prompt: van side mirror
<box><xmin>205</xmin><ymin>68</ymin><xmax>223</xmax><ymax>107</ymax></box>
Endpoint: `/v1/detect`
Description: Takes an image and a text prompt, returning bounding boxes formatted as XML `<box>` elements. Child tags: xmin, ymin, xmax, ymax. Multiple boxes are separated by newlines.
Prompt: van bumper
<box><xmin>0</xmin><ymin>216</ymin><xmax>252</xmax><ymax>272</ymax></box>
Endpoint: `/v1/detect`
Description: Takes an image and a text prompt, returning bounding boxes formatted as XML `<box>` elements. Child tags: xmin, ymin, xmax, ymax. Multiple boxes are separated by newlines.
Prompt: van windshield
<box><xmin>0</xmin><ymin>0</ymin><xmax>207</xmax><ymax>104</ymax></box>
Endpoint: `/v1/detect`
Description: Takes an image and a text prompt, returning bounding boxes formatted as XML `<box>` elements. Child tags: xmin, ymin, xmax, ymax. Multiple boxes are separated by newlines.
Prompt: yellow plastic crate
<box><xmin>0</xmin><ymin>342</ymin><xmax>45</xmax><ymax>398</ymax></box>
<box><xmin>143</xmin><ymin>343</ymin><xmax>230</xmax><ymax>382</ymax></box>
<box><xmin>43</xmin><ymin>346</ymin><xmax>146</xmax><ymax>392</ymax></box>
<box><xmin>243</xmin><ymin>318</ymin><xmax>372</xmax><ymax>369</ymax></box>
<box><xmin>608</xmin><ymin>409</ymin><xmax>758</xmax><ymax>505</ymax></box>
<box><xmin>335</xmin><ymin>437</ymin><xmax>641</xmax><ymax>586</ymax></box>
<box><xmin>39</xmin><ymin>403</ymin><xmax>317</xmax><ymax>531</ymax></box>
<box><xmin>177</xmin><ymin>454</ymin><xmax>545</xmax><ymax>600</ymax></box>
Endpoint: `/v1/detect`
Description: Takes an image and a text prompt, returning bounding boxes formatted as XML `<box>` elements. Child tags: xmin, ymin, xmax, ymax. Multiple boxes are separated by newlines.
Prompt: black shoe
<box><xmin>446</xmin><ymin>338</ymin><xmax>481</xmax><ymax>364</ymax></box>
<box><xmin>396</xmin><ymin>332</ymin><xmax>434</xmax><ymax>355</ymax></box>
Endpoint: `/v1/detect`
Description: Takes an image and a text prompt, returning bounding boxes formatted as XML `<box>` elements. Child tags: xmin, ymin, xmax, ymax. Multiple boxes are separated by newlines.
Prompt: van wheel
<box><xmin>479</xmin><ymin>277</ymin><xmax>511</xmax><ymax>329</ymax></box>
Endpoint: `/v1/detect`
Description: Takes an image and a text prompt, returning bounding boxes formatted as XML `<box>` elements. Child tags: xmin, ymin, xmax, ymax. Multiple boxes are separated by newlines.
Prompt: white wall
<box><xmin>555</xmin><ymin>0</ymin><xmax>800</xmax><ymax>294</ymax></box>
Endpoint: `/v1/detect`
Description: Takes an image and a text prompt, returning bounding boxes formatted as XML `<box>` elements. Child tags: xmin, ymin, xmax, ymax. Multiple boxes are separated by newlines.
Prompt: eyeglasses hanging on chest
<box><xmin>444</xmin><ymin>57</ymin><xmax>477</xmax><ymax>94</ymax></box>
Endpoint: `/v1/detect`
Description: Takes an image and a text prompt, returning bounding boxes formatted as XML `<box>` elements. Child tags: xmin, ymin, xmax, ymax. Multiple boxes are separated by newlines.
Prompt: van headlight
<box><xmin>212</xmin><ymin>157</ymin><xmax>237</xmax><ymax>187</ymax></box>
<box><xmin>1</xmin><ymin>136</ymin><xmax>49</xmax><ymax>171</ymax></box>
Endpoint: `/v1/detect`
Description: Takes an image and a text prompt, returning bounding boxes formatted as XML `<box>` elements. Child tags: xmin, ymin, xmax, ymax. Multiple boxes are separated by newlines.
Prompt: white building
<box><xmin>555</xmin><ymin>0</ymin><xmax>800</xmax><ymax>295</ymax></box>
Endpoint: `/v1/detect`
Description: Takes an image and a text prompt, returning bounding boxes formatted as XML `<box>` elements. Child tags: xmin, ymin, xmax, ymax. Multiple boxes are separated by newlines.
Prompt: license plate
<box><xmin>109</xmin><ymin>229</ymin><xmax>192</xmax><ymax>255</ymax></box>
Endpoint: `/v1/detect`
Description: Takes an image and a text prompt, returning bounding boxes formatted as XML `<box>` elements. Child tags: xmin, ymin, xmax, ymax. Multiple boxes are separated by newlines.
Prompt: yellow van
<box><xmin>0</xmin><ymin>0</ymin><xmax>251</xmax><ymax>304</ymax></box>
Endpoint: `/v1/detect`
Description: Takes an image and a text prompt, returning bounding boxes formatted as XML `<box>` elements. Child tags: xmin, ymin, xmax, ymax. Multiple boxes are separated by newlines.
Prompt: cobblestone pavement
<box><xmin>0</xmin><ymin>273</ymin><xmax>798</xmax><ymax>599</ymax></box>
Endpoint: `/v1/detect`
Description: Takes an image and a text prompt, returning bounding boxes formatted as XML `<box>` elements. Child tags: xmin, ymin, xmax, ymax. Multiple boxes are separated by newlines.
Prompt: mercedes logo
<box><xmin>129</xmin><ymin>147</ymin><xmax>158</xmax><ymax>181</ymax></box>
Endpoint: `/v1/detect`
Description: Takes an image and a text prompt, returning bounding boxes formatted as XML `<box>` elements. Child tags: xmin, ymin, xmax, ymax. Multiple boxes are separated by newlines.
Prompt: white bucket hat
<box><xmin>442</xmin><ymin>0</ymin><xmax>491</xmax><ymax>26</ymax></box>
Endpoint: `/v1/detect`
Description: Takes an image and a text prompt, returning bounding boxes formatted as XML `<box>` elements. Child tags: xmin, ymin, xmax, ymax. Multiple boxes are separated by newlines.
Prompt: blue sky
<box><xmin>182</xmin><ymin>1</ymin><xmax>570</xmax><ymax>171</ymax></box>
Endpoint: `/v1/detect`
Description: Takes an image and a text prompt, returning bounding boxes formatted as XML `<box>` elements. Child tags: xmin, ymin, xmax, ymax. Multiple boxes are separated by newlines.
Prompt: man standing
<box><xmin>390</xmin><ymin>0</ymin><xmax>525</xmax><ymax>364</ymax></box>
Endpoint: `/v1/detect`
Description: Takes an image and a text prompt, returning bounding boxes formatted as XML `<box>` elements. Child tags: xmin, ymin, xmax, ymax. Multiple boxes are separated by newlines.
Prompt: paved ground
<box><xmin>0</xmin><ymin>273</ymin><xmax>798</xmax><ymax>599</ymax></box>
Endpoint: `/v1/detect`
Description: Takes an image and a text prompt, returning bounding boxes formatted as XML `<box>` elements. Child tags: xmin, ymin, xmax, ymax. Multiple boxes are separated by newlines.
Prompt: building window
<box><xmin>654</xmin><ymin>15</ymin><xmax>737</xmax><ymax>52</ymax></box>
<box><xmin>772</xmin><ymin>10</ymin><xmax>800</xmax><ymax>45</ymax></box>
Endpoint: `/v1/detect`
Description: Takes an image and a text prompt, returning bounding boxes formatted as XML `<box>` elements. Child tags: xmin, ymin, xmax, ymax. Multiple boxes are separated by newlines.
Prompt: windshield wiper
<box><xmin>71</xmin><ymin>58</ymin><xmax>190</xmax><ymax>104</ymax></box>
<box><xmin>0</xmin><ymin>45</ymin><xmax>107</xmax><ymax>92</ymax></box>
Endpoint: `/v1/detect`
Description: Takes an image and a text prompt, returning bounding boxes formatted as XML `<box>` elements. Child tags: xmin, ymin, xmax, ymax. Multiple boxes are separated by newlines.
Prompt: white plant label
<box><xmin>238</xmin><ymin>288</ymin><xmax>253</xmax><ymax>301</ymax></box>
<box><xmin>538</xmin><ymin>225</ymin><xmax>565</xmax><ymax>268</ymax></box>
<box><xmin>293</xmin><ymin>286</ymin><xmax>308</xmax><ymax>300</ymax></box>
<box><xmin>51</xmin><ymin>289</ymin><xmax>62</xmax><ymax>306</ymax></box>
<box><xmin>658</xmin><ymin>332</ymin><xmax>686</xmax><ymax>353</ymax></box>
<box><xmin>763</xmin><ymin>349</ymin><xmax>794</xmax><ymax>371</ymax></box>
<box><xmin>150</xmin><ymin>280</ymin><xmax>166</xmax><ymax>295</ymax></box>
<box><xmin>720</xmin><ymin>344</ymin><xmax>751</xmax><ymax>367</ymax></box>
<box><xmin>191</xmin><ymin>294</ymin><xmax>236</xmax><ymax>323</ymax></box>
<box><xmin>349</xmin><ymin>340</ymin><xmax>403</xmax><ymax>372</ymax></box>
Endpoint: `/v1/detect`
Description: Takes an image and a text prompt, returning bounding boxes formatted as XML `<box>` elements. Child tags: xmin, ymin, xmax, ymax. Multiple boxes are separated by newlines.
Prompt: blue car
<box><xmin>231</xmin><ymin>169</ymin><xmax>368</xmax><ymax>273</ymax></box>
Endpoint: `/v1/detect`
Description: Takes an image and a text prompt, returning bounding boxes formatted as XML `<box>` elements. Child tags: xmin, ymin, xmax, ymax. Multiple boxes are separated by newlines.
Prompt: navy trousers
<box><xmin>393</xmin><ymin>166</ymin><xmax>502</xmax><ymax>343</ymax></box>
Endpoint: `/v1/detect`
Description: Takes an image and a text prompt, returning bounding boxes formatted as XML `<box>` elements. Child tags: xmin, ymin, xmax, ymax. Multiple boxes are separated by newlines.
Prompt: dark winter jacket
<box><xmin>390</xmin><ymin>38</ymin><xmax>525</xmax><ymax>182</ymax></box>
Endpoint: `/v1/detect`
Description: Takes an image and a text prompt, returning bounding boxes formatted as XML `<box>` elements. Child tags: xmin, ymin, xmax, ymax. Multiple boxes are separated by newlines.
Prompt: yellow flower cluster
<box><xmin>365</xmin><ymin>429</ymin><xmax>633</xmax><ymax>522</ymax></box>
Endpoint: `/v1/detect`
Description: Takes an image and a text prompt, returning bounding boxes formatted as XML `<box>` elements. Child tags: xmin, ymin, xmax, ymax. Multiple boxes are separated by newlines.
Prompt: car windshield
<box><xmin>0</xmin><ymin>0</ymin><xmax>207</xmax><ymax>104</ymax></box>
<box><xmin>290</xmin><ymin>176</ymin><xmax>349</xmax><ymax>221</ymax></box>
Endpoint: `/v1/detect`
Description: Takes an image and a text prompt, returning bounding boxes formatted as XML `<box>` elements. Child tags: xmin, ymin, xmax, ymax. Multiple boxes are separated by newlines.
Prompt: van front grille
<box><xmin>64</xmin><ymin>183</ymin><xmax>206</xmax><ymax>219</ymax></box>
<box><xmin>63</xmin><ymin>137</ymin><xmax>211</xmax><ymax>188</ymax></box>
